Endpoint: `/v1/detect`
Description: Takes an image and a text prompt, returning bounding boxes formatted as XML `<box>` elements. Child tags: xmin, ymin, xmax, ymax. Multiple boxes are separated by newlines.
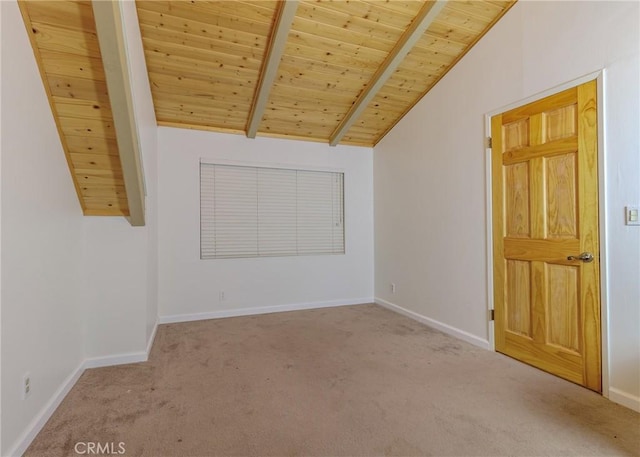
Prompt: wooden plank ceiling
<box><xmin>19</xmin><ymin>0</ymin><xmax>515</xmax><ymax>216</ymax></box>
<box><xmin>138</xmin><ymin>0</ymin><xmax>516</xmax><ymax>146</ymax></box>
<box><xmin>19</xmin><ymin>1</ymin><xmax>129</xmax><ymax>216</ymax></box>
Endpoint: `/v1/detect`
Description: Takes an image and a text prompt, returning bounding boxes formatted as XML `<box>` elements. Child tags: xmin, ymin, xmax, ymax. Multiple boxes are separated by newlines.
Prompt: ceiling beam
<box><xmin>329</xmin><ymin>0</ymin><xmax>447</xmax><ymax>146</ymax></box>
<box><xmin>92</xmin><ymin>1</ymin><xmax>146</xmax><ymax>226</ymax></box>
<box><xmin>246</xmin><ymin>0</ymin><xmax>298</xmax><ymax>138</ymax></box>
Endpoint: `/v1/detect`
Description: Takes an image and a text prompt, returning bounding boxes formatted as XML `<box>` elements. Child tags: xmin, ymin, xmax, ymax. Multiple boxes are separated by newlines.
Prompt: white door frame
<box><xmin>483</xmin><ymin>70</ymin><xmax>609</xmax><ymax>397</ymax></box>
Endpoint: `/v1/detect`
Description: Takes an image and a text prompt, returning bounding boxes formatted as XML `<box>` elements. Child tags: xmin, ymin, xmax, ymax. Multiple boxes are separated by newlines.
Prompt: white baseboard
<box><xmin>374</xmin><ymin>298</ymin><xmax>490</xmax><ymax>350</ymax></box>
<box><xmin>83</xmin><ymin>351</ymin><xmax>148</xmax><ymax>370</ymax></box>
<box><xmin>608</xmin><ymin>388</ymin><xmax>640</xmax><ymax>412</ymax></box>
<box><xmin>159</xmin><ymin>297</ymin><xmax>374</xmax><ymax>324</ymax></box>
<box><xmin>6</xmin><ymin>361</ymin><xmax>85</xmax><ymax>457</ymax></box>
<box><xmin>146</xmin><ymin>320</ymin><xmax>158</xmax><ymax>356</ymax></box>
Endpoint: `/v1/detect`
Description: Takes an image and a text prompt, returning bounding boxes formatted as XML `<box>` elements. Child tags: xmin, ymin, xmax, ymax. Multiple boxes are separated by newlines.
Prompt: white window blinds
<box><xmin>200</xmin><ymin>163</ymin><xmax>344</xmax><ymax>259</ymax></box>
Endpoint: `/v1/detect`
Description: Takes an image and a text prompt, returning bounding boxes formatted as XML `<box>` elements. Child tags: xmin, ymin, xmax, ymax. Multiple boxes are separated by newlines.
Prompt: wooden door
<box><xmin>491</xmin><ymin>80</ymin><xmax>601</xmax><ymax>391</ymax></box>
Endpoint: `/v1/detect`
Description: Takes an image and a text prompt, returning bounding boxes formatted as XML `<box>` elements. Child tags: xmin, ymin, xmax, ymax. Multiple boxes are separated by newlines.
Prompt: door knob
<box><xmin>567</xmin><ymin>252</ymin><xmax>594</xmax><ymax>263</ymax></box>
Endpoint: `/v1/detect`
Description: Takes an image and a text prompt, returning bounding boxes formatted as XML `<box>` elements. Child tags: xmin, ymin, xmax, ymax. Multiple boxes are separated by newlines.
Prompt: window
<box><xmin>200</xmin><ymin>163</ymin><xmax>344</xmax><ymax>259</ymax></box>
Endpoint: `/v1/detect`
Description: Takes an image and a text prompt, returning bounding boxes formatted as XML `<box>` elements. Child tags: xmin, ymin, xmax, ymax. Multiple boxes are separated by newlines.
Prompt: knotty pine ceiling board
<box><xmin>136</xmin><ymin>1</ymin><xmax>280</xmax><ymax>134</ymax></box>
<box><xmin>136</xmin><ymin>0</ymin><xmax>514</xmax><ymax>146</ymax></box>
<box><xmin>18</xmin><ymin>0</ymin><xmax>129</xmax><ymax>216</ymax></box>
<box><xmin>342</xmin><ymin>0</ymin><xmax>515</xmax><ymax>145</ymax></box>
<box><xmin>258</xmin><ymin>0</ymin><xmax>424</xmax><ymax>142</ymax></box>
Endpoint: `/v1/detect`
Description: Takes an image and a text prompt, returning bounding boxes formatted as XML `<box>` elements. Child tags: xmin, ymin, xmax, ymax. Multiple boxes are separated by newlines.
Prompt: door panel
<box><xmin>546</xmin><ymin>264</ymin><xmax>580</xmax><ymax>352</ymax></box>
<box><xmin>506</xmin><ymin>260</ymin><xmax>532</xmax><ymax>337</ymax></box>
<box><xmin>546</xmin><ymin>153</ymin><xmax>578</xmax><ymax>238</ymax></box>
<box><xmin>492</xmin><ymin>80</ymin><xmax>601</xmax><ymax>391</ymax></box>
<box><xmin>504</xmin><ymin>163</ymin><xmax>530</xmax><ymax>237</ymax></box>
<box><xmin>545</xmin><ymin>104</ymin><xmax>577</xmax><ymax>141</ymax></box>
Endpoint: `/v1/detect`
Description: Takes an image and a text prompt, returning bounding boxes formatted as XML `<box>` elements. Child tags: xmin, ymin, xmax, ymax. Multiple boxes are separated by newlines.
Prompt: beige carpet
<box><xmin>25</xmin><ymin>304</ymin><xmax>639</xmax><ymax>456</ymax></box>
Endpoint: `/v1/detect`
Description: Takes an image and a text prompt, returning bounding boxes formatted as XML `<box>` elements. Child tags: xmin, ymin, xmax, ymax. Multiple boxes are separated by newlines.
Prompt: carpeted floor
<box><xmin>25</xmin><ymin>304</ymin><xmax>639</xmax><ymax>456</ymax></box>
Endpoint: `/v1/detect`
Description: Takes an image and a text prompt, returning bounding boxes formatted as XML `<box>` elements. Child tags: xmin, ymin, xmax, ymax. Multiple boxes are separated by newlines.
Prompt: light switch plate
<box><xmin>625</xmin><ymin>206</ymin><xmax>640</xmax><ymax>226</ymax></box>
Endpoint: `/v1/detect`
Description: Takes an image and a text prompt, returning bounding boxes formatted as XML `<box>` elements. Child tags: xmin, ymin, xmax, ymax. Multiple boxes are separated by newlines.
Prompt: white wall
<box><xmin>157</xmin><ymin>128</ymin><xmax>374</xmax><ymax>320</ymax></box>
<box><xmin>0</xmin><ymin>2</ymin><xmax>4</xmax><ymax>452</ymax></box>
<box><xmin>81</xmin><ymin>219</ymin><xmax>149</xmax><ymax>360</ymax></box>
<box><xmin>1</xmin><ymin>1</ymin><xmax>85</xmax><ymax>452</ymax></box>
<box><xmin>374</xmin><ymin>1</ymin><xmax>640</xmax><ymax>409</ymax></box>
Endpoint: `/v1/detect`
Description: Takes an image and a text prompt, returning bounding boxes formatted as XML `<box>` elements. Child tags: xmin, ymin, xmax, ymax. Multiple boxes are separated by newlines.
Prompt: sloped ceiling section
<box><xmin>137</xmin><ymin>0</ymin><xmax>515</xmax><ymax>147</ymax></box>
<box><xmin>19</xmin><ymin>1</ymin><xmax>130</xmax><ymax>216</ymax></box>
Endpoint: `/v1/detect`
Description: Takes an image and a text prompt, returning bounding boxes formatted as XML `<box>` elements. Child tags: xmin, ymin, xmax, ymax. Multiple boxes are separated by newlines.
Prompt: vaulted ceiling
<box><xmin>19</xmin><ymin>0</ymin><xmax>515</xmax><ymax>220</ymax></box>
<box><xmin>138</xmin><ymin>0</ymin><xmax>515</xmax><ymax>146</ymax></box>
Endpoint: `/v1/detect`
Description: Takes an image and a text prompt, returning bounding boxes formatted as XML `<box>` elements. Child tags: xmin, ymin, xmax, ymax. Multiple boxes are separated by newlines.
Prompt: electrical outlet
<box><xmin>391</xmin><ymin>283</ymin><xmax>396</xmax><ymax>294</ymax></box>
<box><xmin>23</xmin><ymin>373</ymin><xmax>31</xmax><ymax>400</ymax></box>
<box><xmin>219</xmin><ymin>291</ymin><xmax>225</xmax><ymax>301</ymax></box>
